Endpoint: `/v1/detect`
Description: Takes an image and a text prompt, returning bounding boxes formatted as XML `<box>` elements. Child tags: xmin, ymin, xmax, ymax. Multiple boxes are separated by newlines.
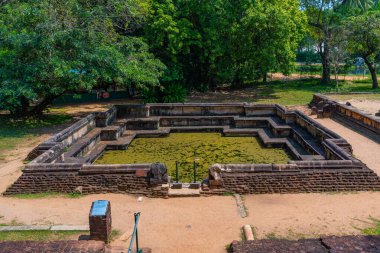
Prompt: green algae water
<box><xmin>95</xmin><ymin>133</ymin><xmax>291</xmax><ymax>182</ymax></box>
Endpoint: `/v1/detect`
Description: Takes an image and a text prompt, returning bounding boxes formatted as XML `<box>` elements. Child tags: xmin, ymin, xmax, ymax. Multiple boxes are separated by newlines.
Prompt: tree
<box><xmin>328</xmin><ymin>25</ymin><xmax>349</xmax><ymax>88</ymax></box>
<box><xmin>345</xmin><ymin>11</ymin><xmax>380</xmax><ymax>89</ymax></box>
<box><xmin>231</xmin><ymin>0</ymin><xmax>306</xmax><ymax>85</ymax></box>
<box><xmin>300</xmin><ymin>0</ymin><xmax>378</xmax><ymax>85</ymax></box>
<box><xmin>0</xmin><ymin>0</ymin><xmax>164</xmax><ymax>116</ymax></box>
<box><xmin>145</xmin><ymin>0</ymin><xmax>306</xmax><ymax>90</ymax></box>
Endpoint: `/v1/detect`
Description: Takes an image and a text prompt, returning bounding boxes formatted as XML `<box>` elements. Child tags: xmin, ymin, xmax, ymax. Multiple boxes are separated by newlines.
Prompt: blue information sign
<box><xmin>90</xmin><ymin>200</ymin><xmax>109</xmax><ymax>216</ymax></box>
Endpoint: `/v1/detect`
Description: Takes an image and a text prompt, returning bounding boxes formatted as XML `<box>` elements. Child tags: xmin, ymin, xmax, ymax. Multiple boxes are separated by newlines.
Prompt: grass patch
<box><xmin>0</xmin><ymin>230</ymin><xmax>86</xmax><ymax>241</ymax></box>
<box><xmin>110</xmin><ymin>229</ymin><xmax>121</xmax><ymax>242</ymax></box>
<box><xmin>265</xmin><ymin>232</ymin><xmax>281</xmax><ymax>240</ymax></box>
<box><xmin>362</xmin><ymin>218</ymin><xmax>380</xmax><ymax>235</ymax></box>
<box><xmin>188</xmin><ymin>78</ymin><xmax>379</xmax><ymax>105</ymax></box>
<box><xmin>222</xmin><ymin>191</ymin><xmax>235</xmax><ymax>196</ymax></box>
<box><xmin>10</xmin><ymin>192</ymin><xmax>82</xmax><ymax>199</ymax></box>
<box><xmin>0</xmin><ymin>114</ymin><xmax>72</xmax><ymax>156</ymax></box>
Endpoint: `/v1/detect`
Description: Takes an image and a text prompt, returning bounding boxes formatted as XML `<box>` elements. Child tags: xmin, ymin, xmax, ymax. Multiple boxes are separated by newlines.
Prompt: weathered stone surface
<box><xmin>310</xmin><ymin>93</ymin><xmax>380</xmax><ymax>135</ymax></box>
<box><xmin>50</xmin><ymin>225</ymin><xmax>89</xmax><ymax>231</ymax></box>
<box><xmin>229</xmin><ymin>235</ymin><xmax>380</xmax><ymax>253</ymax></box>
<box><xmin>209</xmin><ymin>164</ymin><xmax>222</xmax><ymax>180</ymax></box>
<box><xmin>6</xmin><ymin>103</ymin><xmax>380</xmax><ymax>197</ymax></box>
<box><xmin>322</xmin><ymin>235</ymin><xmax>380</xmax><ymax>253</ymax></box>
<box><xmin>0</xmin><ymin>241</ymin><xmax>106</xmax><ymax>253</ymax></box>
<box><xmin>0</xmin><ymin>225</ymin><xmax>51</xmax><ymax>231</ymax></box>
<box><xmin>229</xmin><ymin>239</ymin><xmax>326</xmax><ymax>253</ymax></box>
<box><xmin>148</xmin><ymin>163</ymin><xmax>168</xmax><ymax>186</ymax></box>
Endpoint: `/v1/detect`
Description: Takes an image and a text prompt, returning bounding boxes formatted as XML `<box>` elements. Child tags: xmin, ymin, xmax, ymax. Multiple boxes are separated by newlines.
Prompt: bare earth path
<box><xmin>313</xmin><ymin>117</ymin><xmax>380</xmax><ymax>175</ymax></box>
<box><xmin>1</xmin><ymin>193</ymin><xmax>380</xmax><ymax>252</ymax></box>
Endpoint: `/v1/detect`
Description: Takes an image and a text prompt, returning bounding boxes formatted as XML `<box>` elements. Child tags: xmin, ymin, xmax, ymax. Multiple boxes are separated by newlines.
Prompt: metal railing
<box><xmin>128</xmin><ymin>212</ymin><xmax>142</xmax><ymax>253</ymax></box>
<box><xmin>174</xmin><ymin>160</ymin><xmax>198</xmax><ymax>183</ymax></box>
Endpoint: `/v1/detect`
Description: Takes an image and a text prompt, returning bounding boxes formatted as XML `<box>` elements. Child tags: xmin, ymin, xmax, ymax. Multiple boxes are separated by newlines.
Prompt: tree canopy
<box><xmin>0</xmin><ymin>0</ymin><xmax>164</xmax><ymax>115</ymax></box>
<box><xmin>0</xmin><ymin>0</ymin><xmax>379</xmax><ymax>116</ymax></box>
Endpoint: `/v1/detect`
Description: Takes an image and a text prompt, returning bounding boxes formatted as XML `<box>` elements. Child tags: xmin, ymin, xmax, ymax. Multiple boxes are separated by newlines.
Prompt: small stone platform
<box><xmin>229</xmin><ymin>235</ymin><xmax>380</xmax><ymax>253</ymax></box>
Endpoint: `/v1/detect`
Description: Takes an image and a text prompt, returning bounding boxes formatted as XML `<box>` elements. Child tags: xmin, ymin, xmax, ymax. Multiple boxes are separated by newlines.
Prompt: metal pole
<box><xmin>176</xmin><ymin>161</ymin><xmax>179</xmax><ymax>183</ymax></box>
<box><xmin>128</xmin><ymin>212</ymin><xmax>141</xmax><ymax>253</ymax></box>
<box><xmin>193</xmin><ymin>161</ymin><xmax>196</xmax><ymax>183</ymax></box>
<box><xmin>135</xmin><ymin>213</ymin><xmax>139</xmax><ymax>253</ymax></box>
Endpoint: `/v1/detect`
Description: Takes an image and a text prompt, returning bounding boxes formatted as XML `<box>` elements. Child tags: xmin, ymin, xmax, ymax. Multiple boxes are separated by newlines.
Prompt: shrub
<box><xmin>162</xmin><ymin>84</ymin><xmax>187</xmax><ymax>103</ymax></box>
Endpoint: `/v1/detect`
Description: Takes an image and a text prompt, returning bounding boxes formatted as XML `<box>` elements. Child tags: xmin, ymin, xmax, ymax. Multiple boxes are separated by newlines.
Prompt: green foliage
<box><xmin>344</xmin><ymin>11</ymin><xmax>380</xmax><ymax>88</ymax></box>
<box><xmin>345</xmin><ymin>12</ymin><xmax>380</xmax><ymax>58</ymax></box>
<box><xmin>362</xmin><ymin>218</ymin><xmax>380</xmax><ymax>235</ymax></box>
<box><xmin>145</xmin><ymin>0</ymin><xmax>306</xmax><ymax>90</ymax></box>
<box><xmin>162</xmin><ymin>84</ymin><xmax>187</xmax><ymax>103</ymax></box>
<box><xmin>232</xmin><ymin>0</ymin><xmax>307</xmax><ymax>82</ymax></box>
<box><xmin>141</xmin><ymin>87</ymin><xmax>160</xmax><ymax>103</ymax></box>
<box><xmin>0</xmin><ymin>0</ymin><xmax>164</xmax><ymax>115</ymax></box>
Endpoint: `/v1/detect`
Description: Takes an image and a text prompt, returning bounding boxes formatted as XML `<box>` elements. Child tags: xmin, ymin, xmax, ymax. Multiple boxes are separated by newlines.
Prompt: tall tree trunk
<box><xmin>319</xmin><ymin>41</ymin><xmax>331</xmax><ymax>85</ymax></box>
<box><xmin>232</xmin><ymin>66</ymin><xmax>243</xmax><ymax>88</ymax></box>
<box><xmin>263</xmin><ymin>72</ymin><xmax>267</xmax><ymax>83</ymax></box>
<box><xmin>29</xmin><ymin>93</ymin><xmax>63</xmax><ymax>116</ymax></box>
<box><xmin>363</xmin><ymin>56</ymin><xmax>379</xmax><ymax>89</ymax></box>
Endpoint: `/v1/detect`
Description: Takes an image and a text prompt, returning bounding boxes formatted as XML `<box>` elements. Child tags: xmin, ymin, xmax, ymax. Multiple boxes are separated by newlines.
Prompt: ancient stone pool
<box><xmin>6</xmin><ymin>103</ymin><xmax>380</xmax><ymax>197</ymax></box>
<box><xmin>94</xmin><ymin>133</ymin><xmax>290</xmax><ymax>182</ymax></box>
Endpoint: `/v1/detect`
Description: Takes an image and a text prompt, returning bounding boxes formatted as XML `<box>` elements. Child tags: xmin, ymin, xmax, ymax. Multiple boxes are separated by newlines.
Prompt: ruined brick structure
<box><xmin>229</xmin><ymin>235</ymin><xmax>380</xmax><ymax>253</ymax></box>
<box><xmin>4</xmin><ymin>103</ymin><xmax>380</xmax><ymax>196</ymax></box>
<box><xmin>310</xmin><ymin>93</ymin><xmax>380</xmax><ymax>135</ymax></box>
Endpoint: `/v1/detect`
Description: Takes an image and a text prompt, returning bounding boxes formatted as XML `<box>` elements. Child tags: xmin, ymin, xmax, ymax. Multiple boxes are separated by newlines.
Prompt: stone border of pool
<box><xmin>4</xmin><ymin>103</ymin><xmax>380</xmax><ymax>197</ymax></box>
<box><xmin>310</xmin><ymin>93</ymin><xmax>380</xmax><ymax>135</ymax></box>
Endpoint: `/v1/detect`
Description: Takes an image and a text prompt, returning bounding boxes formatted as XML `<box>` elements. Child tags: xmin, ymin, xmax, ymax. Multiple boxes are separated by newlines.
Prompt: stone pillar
<box><xmin>89</xmin><ymin>200</ymin><xmax>112</xmax><ymax>243</ymax></box>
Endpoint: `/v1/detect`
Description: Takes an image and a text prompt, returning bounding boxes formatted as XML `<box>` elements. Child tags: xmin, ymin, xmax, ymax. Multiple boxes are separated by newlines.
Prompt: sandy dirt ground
<box><xmin>313</xmin><ymin>117</ymin><xmax>380</xmax><ymax>175</ymax></box>
<box><xmin>1</xmin><ymin>193</ymin><xmax>380</xmax><ymax>252</ymax></box>
<box><xmin>0</xmin><ymin>194</ymin><xmax>242</xmax><ymax>253</ymax></box>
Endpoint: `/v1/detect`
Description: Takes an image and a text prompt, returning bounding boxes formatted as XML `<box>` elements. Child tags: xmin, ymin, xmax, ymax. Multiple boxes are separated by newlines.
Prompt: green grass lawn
<box><xmin>253</xmin><ymin>78</ymin><xmax>379</xmax><ymax>105</ymax></box>
<box><xmin>0</xmin><ymin>114</ymin><xmax>72</xmax><ymax>161</ymax></box>
<box><xmin>0</xmin><ymin>230</ymin><xmax>86</xmax><ymax>241</ymax></box>
<box><xmin>188</xmin><ymin>78</ymin><xmax>379</xmax><ymax>105</ymax></box>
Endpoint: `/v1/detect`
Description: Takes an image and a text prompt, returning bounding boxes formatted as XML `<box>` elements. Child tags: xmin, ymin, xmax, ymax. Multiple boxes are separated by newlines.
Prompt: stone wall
<box><xmin>229</xmin><ymin>235</ymin><xmax>380</xmax><ymax>253</ymax></box>
<box><xmin>311</xmin><ymin>93</ymin><xmax>380</xmax><ymax>135</ymax></box>
<box><xmin>4</xmin><ymin>164</ymin><xmax>168</xmax><ymax>198</ymax></box>
<box><xmin>208</xmin><ymin>163</ymin><xmax>380</xmax><ymax>194</ymax></box>
<box><xmin>219</xmin><ymin>169</ymin><xmax>380</xmax><ymax>194</ymax></box>
<box><xmin>9</xmin><ymin>103</ymin><xmax>380</xmax><ymax>197</ymax></box>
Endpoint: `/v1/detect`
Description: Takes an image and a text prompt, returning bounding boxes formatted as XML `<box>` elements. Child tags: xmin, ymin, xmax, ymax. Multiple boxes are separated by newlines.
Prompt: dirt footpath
<box><xmin>313</xmin><ymin>117</ymin><xmax>380</xmax><ymax>175</ymax></box>
<box><xmin>1</xmin><ymin>193</ymin><xmax>380</xmax><ymax>253</ymax></box>
<box><xmin>0</xmin><ymin>195</ymin><xmax>242</xmax><ymax>253</ymax></box>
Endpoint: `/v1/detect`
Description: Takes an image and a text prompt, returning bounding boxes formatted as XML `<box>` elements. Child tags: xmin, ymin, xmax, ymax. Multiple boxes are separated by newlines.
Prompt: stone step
<box><xmin>168</xmin><ymin>188</ymin><xmax>200</xmax><ymax>197</ymax></box>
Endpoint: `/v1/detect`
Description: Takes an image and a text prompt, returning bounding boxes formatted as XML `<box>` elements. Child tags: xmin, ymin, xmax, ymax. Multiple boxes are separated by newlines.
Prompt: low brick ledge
<box><xmin>229</xmin><ymin>235</ymin><xmax>380</xmax><ymax>253</ymax></box>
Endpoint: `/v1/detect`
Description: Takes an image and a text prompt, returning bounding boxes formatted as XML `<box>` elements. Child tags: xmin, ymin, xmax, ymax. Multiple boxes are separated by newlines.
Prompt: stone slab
<box><xmin>0</xmin><ymin>225</ymin><xmax>51</xmax><ymax>231</ymax></box>
<box><xmin>50</xmin><ymin>225</ymin><xmax>89</xmax><ymax>231</ymax></box>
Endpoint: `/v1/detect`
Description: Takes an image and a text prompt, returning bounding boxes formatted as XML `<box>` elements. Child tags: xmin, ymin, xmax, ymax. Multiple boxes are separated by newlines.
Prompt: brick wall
<box><xmin>219</xmin><ymin>169</ymin><xmax>380</xmax><ymax>194</ymax></box>
<box><xmin>4</xmin><ymin>167</ymin><xmax>168</xmax><ymax>198</ymax></box>
<box><xmin>311</xmin><ymin>93</ymin><xmax>380</xmax><ymax>135</ymax></box>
